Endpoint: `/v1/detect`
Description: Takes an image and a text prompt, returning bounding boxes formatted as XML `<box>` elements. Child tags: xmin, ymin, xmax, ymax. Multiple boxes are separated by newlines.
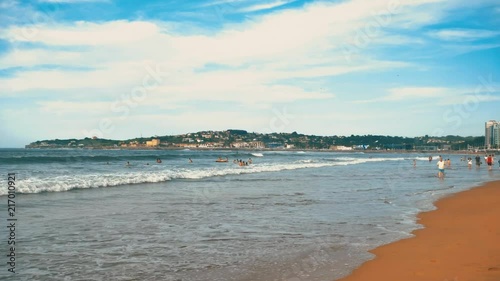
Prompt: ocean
<box><xmin>1</xmin><ymin>148</ymin><xmax>499</xmax><ymax>281</ymax></box>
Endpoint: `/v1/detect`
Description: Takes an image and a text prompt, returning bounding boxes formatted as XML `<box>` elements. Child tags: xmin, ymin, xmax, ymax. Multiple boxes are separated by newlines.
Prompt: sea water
<box><xmin>0</xmin><ymin>148</ymin><xmax>498</xmax><ymax>281</ymax></box>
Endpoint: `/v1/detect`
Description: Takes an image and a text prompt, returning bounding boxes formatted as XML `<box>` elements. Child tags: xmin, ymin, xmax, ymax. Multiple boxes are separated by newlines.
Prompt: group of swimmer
<box><xmin>233</xmin><ymin>158</ymin><xmax>252</xmax><ymax>166</ymax></box>
<box><xmin>471</xmin><ymin>154</ymin><xmax>498</xmax><ymax>171</ymax></box>
<box><xmin>126</xmin><ymin>158</ymin><xmax>163</xmax><ymax>166</ymax></box>
<box><xmin>213</xmin><ymin>157</ymin><xmax>253</xmax><ymax>166</ymax></box>
<box><xmin>434</xmin><ymin>154</ymin><xmax>498</xmax><ymax>179</ymax></box>
<box><xmin>125</xmin><ymin>156</ymin><xmax>255</xmax><ymax>166</ymax></box>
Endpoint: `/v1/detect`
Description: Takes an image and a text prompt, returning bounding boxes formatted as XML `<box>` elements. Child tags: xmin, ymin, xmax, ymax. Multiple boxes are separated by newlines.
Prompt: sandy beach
<box><xmin>337</xmin><ymin>180</ymin><xmax>500</xmax><ymax>281</ymax></box>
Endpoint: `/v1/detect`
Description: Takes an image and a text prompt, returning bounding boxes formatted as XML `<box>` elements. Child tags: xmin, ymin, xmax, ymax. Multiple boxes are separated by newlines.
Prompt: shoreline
<box><xmin>19</xmin><ymin>146</ymin><xmax>499</xmax><ymax>154</ymax></box>
<box><xmin>336</xmin><ymin>179</ymin><xmax>500</xmax><ymax>281</ymax></box>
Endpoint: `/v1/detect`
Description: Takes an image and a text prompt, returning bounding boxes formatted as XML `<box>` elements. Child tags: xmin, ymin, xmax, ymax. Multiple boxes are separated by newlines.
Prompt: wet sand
<box><xmin>337</xmin><ymin>180</ymin><xmax>500</xmax><ymax>281</ymax></box>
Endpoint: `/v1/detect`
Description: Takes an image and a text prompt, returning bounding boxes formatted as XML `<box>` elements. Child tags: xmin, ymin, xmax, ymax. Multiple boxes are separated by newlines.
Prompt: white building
<box><xmin>485</xmin><ymin>120</ymin><xmax>500</xmax><ymax>149</ymax></box>
<box><xmin>330</xmin><ymin>145</ymin><xmax>353</xmax><ymax>151</ymax></box>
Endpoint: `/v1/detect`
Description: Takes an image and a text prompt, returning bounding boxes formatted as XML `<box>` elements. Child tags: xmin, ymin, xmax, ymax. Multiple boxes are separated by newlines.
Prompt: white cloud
<box><xmin>37</xmin><ymin>100</ymin><xmax>112</xmax><ymax>115</ymax></box>
<box><xmin>3</xmin><ymin>20</ymin><xmax>162</xmax><ymax>46</ymax></box>
<box><xmin>0</xmin><ymin>61</ymin><xmax>150</xmax><ymax>93</ymax></box>
<box><xmin>2</xmin><ymin>0</ymin><xmax>428</xmax><ymax>101</ymax></box>
<box><xmin>355</xmin><ymin>86</ymin><xmax>500</xmax><ymax>106</ymax></box>
<box><xmin>0</xmin><ymin>0</ymin><xmax>480</xmax><ymax>120</ymax></box>
<box><xmin>429</xmin><ymin>28</ymin><xmax>500</xmax><ymax>41</ymax></box>
<box><xmin>370</xmin><ymin>34</ymin><xmax>427</xmax><ymax>45</ymax></box>
<box><xmin>239</xmin><ymin>0</ymin><xmax>292</xmax><ymax>12</ymax></box>
<box><xmin>354</xmin><ymin>87</ymin><xmax>451</xmax><ymax>103</ymax></box>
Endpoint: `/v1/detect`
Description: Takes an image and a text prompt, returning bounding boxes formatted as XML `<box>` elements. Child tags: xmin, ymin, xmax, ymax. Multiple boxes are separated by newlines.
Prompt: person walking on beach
<box><xmin>437</xmin><ymin>157</ymin><xmax>445</xmax><ymax>179</ymax></box>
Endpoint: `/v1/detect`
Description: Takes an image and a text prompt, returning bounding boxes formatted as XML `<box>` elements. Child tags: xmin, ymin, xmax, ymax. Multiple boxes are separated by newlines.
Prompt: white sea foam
<box><xmin>414</xmin><ymin>157</ymin><xmax>431</xmax><ymax>161</ymax></box>
<box><xmin>251</xmin><ymin>153</ymin><xmax>264</xmax><ymax>157</ymax></box>
<box><xmin>413</xmin><ymin>156</ymin><xmax>441</xmax><ymax>161</ymax></box>
<box><xmin>1</xmin><ymin>156</ymin><xmax>404</xmax><ymax>195</ymax></box>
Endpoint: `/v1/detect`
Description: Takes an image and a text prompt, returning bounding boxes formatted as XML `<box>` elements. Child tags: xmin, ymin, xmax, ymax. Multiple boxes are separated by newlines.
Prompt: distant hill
<box><xmin>25</xmin><ymin>130</ymin><xmax>487</xmax><ymax>151</ymax></box>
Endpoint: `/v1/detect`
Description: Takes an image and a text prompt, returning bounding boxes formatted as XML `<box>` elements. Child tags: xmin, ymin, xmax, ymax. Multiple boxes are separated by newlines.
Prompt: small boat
<box><xmin>215</xmin><ymin>157</ymin><xmax>228</xmax><ymax>163</ymax></box>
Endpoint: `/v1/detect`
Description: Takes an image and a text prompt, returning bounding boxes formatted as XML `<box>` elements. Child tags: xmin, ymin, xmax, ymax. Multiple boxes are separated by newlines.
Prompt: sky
<box><xmin>0</xmin><ymin>0</ymin><xmax>499</xmax><ymax>147</ymax></box>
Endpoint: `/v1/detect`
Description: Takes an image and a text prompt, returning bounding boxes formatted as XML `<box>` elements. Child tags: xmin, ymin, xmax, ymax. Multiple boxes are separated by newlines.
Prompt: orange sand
<box><xmin>337</xmin><ymin>180</ymin><xmax>500</xmax><ymax>281</ymax></box>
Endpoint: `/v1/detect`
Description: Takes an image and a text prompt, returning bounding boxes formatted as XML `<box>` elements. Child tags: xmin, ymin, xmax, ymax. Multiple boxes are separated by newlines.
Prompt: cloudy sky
<box><xmin>0</xmin><ymin>0</ymin><xmax>499</xmax><ymax>147</ymax></box>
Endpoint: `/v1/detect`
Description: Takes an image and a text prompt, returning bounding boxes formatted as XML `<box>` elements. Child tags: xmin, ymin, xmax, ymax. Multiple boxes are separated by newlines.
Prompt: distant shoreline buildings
<box><xmin>25</xmin><ymin>129</ymin><xmax>492</xmax><ymax>151</ymax></box>
<box><xmin>485</xmin><ymin>120</ymin><xmax>500</xmax><ymax>149</ymax></box>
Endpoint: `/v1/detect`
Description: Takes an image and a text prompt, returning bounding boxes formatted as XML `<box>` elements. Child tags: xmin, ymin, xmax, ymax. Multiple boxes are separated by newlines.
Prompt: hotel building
<box><xmin>485</xmin><ymin>120</ymin><xmax>500</xmax><ymax>149</ymax></box>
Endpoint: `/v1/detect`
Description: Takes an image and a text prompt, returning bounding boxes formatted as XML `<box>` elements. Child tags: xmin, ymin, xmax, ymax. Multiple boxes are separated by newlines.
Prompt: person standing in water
<box><xmin>437</xmin><ymin>156</ymin><xmax>445</xmax><ymax>179</ymax></box>
<box><xmin>475</xmin><ymin>155</ymin><xmax>481</xmax><ymax>167</ymax></box>
<box><xmin>487</xmin><ymin>155</ymin><xmax>493</xmax><ymax>171</ymax></box>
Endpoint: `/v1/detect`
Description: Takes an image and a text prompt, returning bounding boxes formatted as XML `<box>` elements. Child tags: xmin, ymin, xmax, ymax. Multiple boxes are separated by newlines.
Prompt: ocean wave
<box><xmin>0</xmin><ymin>153</ymin><xmax>259</xmax><ymax>164</ymax></box>
<box><xmin>0</xmin><ymin>157</ymin><xmax>401</xmax><ymax>195</ymax></box>
<box><xmin>0</xmin><ymin>155</ymin><xmax>120</xmax><ymax>164</ymax></box>
<box><xmin>412</xmin><ymin>156</ymin><xmax>440</xmax><ymax>161</ymax></box>
<box><xmin>0</xmin><ymin>157</ymin><xmax>410</xmax><ymax>196</ymax></box>
<box><xmin>324</xmin><ymin>157</ymin><xmax>405</xmax><ymax>163</ymax></box>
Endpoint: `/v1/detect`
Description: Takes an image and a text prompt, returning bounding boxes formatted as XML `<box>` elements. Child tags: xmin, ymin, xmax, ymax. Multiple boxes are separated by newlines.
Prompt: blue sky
<box><xmin>0</xmin><ymin>0</ymin><xmax>499</xmax><ymax>147</ymax></box>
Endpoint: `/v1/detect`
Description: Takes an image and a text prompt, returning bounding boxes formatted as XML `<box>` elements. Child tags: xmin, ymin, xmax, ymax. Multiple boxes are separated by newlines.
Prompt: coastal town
<box><xmin>25</xmin><ymin>122</ymin><xmax>499</xmax><ymax>152</ymax></box>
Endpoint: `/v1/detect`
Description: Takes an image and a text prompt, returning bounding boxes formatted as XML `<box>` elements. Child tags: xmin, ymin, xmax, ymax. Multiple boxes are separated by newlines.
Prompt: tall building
<box><xmin>485</xmin><ymin>120</ymin><xmax>500</xmax><ymax>149</ymax></box>
<box><xmin>495</xmin><ymin>123</ymin><xmax>500</xmax><ymax>148</ymax></box>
